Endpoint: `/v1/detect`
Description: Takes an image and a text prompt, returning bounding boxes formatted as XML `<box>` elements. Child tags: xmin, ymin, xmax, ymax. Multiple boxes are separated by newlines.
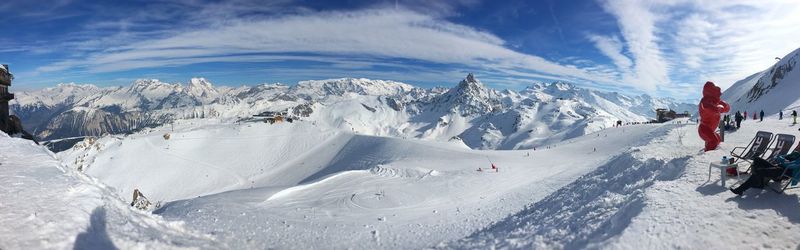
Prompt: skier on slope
<box><xmin>760</xmin><ymin>110</ymin><xmax>765</xmax><ymax>122</ymax></box>
<box><xmin>744</xmin><ymin>111</ymin><xmax>747</xmax><ymax>121</ymax></box>
<box><xmin>793</xmin><ymin>110</ymin><xmax>798</xmax><ymax>125</ymax></box>
<box><xmin>780</xmin><ymin>110</ymin><xmax>783</xmax><ymax>120</ymax></box>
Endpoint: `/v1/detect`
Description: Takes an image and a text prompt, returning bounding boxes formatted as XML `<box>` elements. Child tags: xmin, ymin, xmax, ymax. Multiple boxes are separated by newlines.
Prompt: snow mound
<box><xmin>0</xmin><ymin>133</ymin><xmax>218</xmax><ymax>249</ymax></box>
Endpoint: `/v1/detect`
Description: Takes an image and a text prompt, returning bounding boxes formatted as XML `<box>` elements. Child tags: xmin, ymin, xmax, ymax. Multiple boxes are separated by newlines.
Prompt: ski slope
<box><xmin>4</xmin><ymin>115</ymin><xmax>799</xmax><ymax>249</ymax></box>
<box><xmin>58</xmin><ymin>118</ymin><xmax>685</xmax><ymax>249</ymax></box>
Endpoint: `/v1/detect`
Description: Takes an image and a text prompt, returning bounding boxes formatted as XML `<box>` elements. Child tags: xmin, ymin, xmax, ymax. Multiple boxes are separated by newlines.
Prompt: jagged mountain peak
<box><xmin>464</xmin><ymin>73</ymin><xmax>478</xmax><ymax>83</ymax></box>
<box><xmin>54</xmin><ymin>82</ymin><xmax>99</xmax><ymax>89</ymax></box>
<box><xmin>185</xmin><ymin>77</ymin><xmax>219</xmax><ymax>97</ymax></box>
<box><xmin>292</xmin><ymin>77</ymin><xmax>415</xmax><ymax>97</ymax></box>
<box><xmin>188</xmin><ymin>77</ymin><xmax>213</xmax><ymax>88</ymax></box>
<box><xmin>129</xmin><ymin>79</ymin><xmax>180</xmax><ymax>92</ymax></box>
<box><xmin>450</xmin><ymin>73</ymin><xmax>491</xmax><ymax>97</ymax></box>
<box><xmin>456</xmin><ymin>73</ymin><xmax>484</xmax><ymax>87</ymax></box>
<box><xmin>525</xmin><ymin>81</ymin><xmax>576</xmax><ymax>92</ymax></box>
<box><xmin>432</xmin><ymin>74</ymin><xmax>502</xmax><ymax>115</ymax></box>
<box><xmin>550</xmin><ymin>81</ymin><xmax>575</xmax><ymax>91</ymax></box>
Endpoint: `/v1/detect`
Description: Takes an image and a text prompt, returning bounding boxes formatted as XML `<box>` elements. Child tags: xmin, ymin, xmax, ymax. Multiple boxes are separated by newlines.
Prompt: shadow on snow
<box><xmin>445</xmin><ymin>152</ymin><xmax>691</xmax><ymax>249</ymax></box>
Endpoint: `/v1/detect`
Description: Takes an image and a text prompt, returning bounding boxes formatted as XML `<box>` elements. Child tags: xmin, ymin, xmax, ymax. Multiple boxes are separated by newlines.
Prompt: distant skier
<box><xmin>793</xmin><ymin>110</ymin><xmax>798</xmax><ymax>125</ymax></box>
<box><xmin>723</xmin><ymin>115</ymin><xmax>730</xmax><ymax>128</ymax></box>
<box><xmin>779</xmin><ymin>110</ymin><xmax>783</xmax><ymax>120</ymax></box>
<box><xmin>744</xmin><ymin>111</ymin><xmax>748</xmax><ymax>120</ymax></box>
<box><xmin>752</xmin><ymin>112</ymin><xmax>757</xmax><ymax>120</ymax></box>
<box><xmin>735</xmin><ymin>111</ymin><xmax>742</xmax><ymax>129</ymax></box>
<box><xmin>760</xmin><ymin>110</ymin><xmax>764</xmax><ymax>122</ymax></box>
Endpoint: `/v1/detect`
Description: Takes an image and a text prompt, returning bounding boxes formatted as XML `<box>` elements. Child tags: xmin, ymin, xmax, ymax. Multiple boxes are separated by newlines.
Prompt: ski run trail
<box><xmin>3</xmin><ymin>117</ymin><xmax>800</xmax><ymax>249</ymax></box>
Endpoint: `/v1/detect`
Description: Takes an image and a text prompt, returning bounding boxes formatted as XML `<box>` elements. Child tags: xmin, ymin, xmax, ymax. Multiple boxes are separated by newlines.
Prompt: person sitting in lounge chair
<box><xmin>730</xmin><ymin>151</ymin><xmax>800</xmax><ymax>195</ymax></box>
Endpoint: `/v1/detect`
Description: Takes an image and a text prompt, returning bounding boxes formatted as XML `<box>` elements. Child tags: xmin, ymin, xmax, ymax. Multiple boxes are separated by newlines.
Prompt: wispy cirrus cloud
<box><xmin>11</xmin><ymin>0</ymin><xmax>799</xmax><ymax>100</ymax></box>
<box><xmin>586</xmin><ymin>34</ymin><xmax>632</xmax><ymax>79</ymax></box>
<box><xmin>36</xmin><ymin>8</ymin><xmax>621</xmax><ymax>90</ymax></box>
<box><xmin>596</xmin><ymin>0</ymin><xmax>669</xmax><ymax>93</ymax></box>
<box><xmin>593</xmin><ymin>0</ymin><xmax>800</xmax><ymax>99</ymax></box>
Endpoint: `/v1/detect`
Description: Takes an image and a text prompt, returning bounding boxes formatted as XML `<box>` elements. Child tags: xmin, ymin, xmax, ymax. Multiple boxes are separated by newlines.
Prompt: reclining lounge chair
<box><xmin>730</xmin><ymin>131</ymin><xmax>774</xmax><ymax>167</ymax></box>
<box><xmin>764</xmin><ymin>134</ymin><xmax>796</xmax><ymax>162</ymax></box>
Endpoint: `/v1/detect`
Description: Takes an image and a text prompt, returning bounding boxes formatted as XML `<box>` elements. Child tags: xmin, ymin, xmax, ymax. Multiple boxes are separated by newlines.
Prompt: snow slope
<box><xmin>722</xmin><ymin>47</ymin><xmax>800</xmax><ymax>116</ymax></box>
<box><xmin>447</xmin><ymin>118</ymin><xmax>800</xmax><ymax>249</ymax></box>
<box><xmin>601</xmin><ymin>118</ymin><xmax>800</xmax><ymax>250</ymax></box>
<box><xmin>0</xmin><ymin>133</ymin><xmax>219</xmax><ymax>249</ymax></box>
<box><xmin>3</xmin><ymin>113</ymin><xmax>793</xmax><ymax>249</ymax></box>
<box><xmin>60</xmin><ymin>117</ymin><xmax>690</xmax><ymax>249</ymax></box>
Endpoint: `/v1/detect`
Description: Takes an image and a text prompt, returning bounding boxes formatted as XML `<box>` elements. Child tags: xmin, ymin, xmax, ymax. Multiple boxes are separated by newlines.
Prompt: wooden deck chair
<box><xmin>730</xmin><ymin>131</ymin><xmax>774</xmax><ymax>165</ymax></box>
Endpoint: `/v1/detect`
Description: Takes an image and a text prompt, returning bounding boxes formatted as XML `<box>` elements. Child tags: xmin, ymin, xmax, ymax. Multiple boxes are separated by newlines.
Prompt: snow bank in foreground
<box><xmin>0</xmin><ymin>134</ymin><xmax>219</xmax><ymax>249</ymax></box>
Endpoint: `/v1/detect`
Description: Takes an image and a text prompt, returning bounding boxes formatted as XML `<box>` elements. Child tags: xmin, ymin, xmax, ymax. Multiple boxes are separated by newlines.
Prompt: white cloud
<box><xmin>587</xmin><ymin>34</ymin><xmax>633</xmax><ymax>76</ymax></box>
<box><xmin>597</xmin><ymin>0</ymin><xmax>800</xmax><ymax>98</ymax></box>
<box><xmin>36</xmin><ymin>8</ymin><xmax>619</xmax><ymax>89</ymax></box>
<box><xmin>598</xmin><ymin>0</ymin><xmax>669</xmax><ymax>93</ymax></box>
<box><xmin>687</xmin><ymin>0</ymin><xmax>800</xmax><ymax>88</ymax></box>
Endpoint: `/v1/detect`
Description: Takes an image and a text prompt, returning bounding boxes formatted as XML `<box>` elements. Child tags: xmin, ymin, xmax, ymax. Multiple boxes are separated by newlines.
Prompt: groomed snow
<box><xmin>53</xmin><ymin>117</ymin><xmax>705</xmax><ymax>249</ymax></box>
<box><xmin>447</xmin><ymin>118</ymin><xmax>800</xmax><ymax>249</ymax></box>
<box><xmin>6</xmin><ymin>115</ymin><xmax>800</xmax><ymax>249</ymax></box>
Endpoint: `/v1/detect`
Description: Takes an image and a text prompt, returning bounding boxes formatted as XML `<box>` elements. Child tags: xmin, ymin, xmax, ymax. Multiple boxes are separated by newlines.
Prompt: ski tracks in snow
<box><xmin>444</xmin><ymin>124</ymin><xmax>694</xmax><ymax>249</ymax></box>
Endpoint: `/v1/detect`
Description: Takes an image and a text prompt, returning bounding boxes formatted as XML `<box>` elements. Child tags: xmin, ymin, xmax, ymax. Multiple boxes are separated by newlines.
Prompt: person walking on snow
<box><xmin>744</xmin><ymin>111</ymin><xmax>748</xmax><ymax>121</ymax></box>
<box><xmin>793</xmin><ymin>110</ymin><xmax>798</xmax><ymax>125</ymax></box>
<box><xmin>760</xmin><ymin>110</ymin><xmax>764</xmax><ymax>122</ymax></box>
<box><xmin>735</xmin><ymin>111</ymin><xmax>743</xmax><ymax>129</ymax></box>
<box><xmin>780</xmin><ymin>110</ymin><xmax>783</xmax><ymax>120</ymax></box>
<box><xmin>753</xmin><ymin>112</ymin><xmax>757</xmax><ymax>120</ymax></box>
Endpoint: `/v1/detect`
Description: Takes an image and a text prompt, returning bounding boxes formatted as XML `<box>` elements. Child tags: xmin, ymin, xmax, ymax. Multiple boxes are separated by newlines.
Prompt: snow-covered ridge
<box><xmin>12</xmin><ymin>75</ymin><xmax>695</xmax><ymax>150</ymax></box>
<box><xmin>292</xmin><ymin>77</ymin><xmax>416</xmax><ymax>98</ymax></box>
<box><xmin>723</xmin><ymin>47</ymin><xmax>800</xmax><ymax>115</ymax></box>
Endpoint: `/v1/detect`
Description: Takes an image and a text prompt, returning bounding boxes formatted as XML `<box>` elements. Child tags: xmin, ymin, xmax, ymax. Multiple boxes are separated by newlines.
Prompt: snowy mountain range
<box><xmin>722</xmin><ymin>47</ymin><xmax>800</xmax><ymax>115</ymax></box>
<box><xmin>11</xmin><ymin>74</ymin><xmax>695</xmax><ymax>150</ymax></box>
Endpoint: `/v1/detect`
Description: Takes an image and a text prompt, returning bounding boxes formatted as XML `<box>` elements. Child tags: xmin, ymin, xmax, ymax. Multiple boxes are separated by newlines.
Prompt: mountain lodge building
<box><xmin>1</xmin><ymin>64</ymin><xmax>13</xmax><ymax>134</ymax></box>
<box><xmin>656</xmin><ymin>108</ymin><xmax>690</xmax><ymax>123</ymax></box>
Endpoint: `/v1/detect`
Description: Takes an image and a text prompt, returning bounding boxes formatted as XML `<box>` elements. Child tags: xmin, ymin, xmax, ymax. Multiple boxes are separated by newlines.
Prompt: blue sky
<box><xmin>1</xmin><ymin>0</ymin><xmax>799</xmax><ymax>100</ymax></box>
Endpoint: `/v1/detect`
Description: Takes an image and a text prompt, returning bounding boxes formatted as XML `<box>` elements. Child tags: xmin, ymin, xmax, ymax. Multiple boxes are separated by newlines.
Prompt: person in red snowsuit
<box><xmin>698</xmin><ymin>81</ymin><xmax>730</xmax><ymax>151</ymax></box>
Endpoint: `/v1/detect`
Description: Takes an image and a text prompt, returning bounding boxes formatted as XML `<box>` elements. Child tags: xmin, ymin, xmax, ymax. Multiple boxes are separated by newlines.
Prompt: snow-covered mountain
<box><xmin>12</xmin><ymin>74</ymin><xmax>695</xmax><ymax>150</ymax></box>
<box><xmin>722</xmin><ymin>47</ymin><xmax>800</xmax><ymax>115</ymax></box>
